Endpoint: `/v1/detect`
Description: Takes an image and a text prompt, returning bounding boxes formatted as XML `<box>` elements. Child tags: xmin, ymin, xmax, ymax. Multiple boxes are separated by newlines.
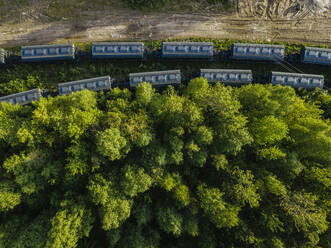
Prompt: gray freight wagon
<box><xmin>21</xmin><ymin>44</ymin><xmax>75</xmax><ymax>62</ymax></box>
<box><xmin>58</xmin><ymin>76</ymin><xmax>111</xmax><ymax>95</ymax></box>
<box><xmin>92</xmin><ymin>42</ymin><xmax>144</xmax><ymax>59</ymax></box>
<box><xmin>162</xmin><ymin>42</ymin><xmax>213</xmax><ymax>59</ymax></box>
<box><xmin>232</xmin><ymin>43</ymin><xmax>285</xmax><ymax>61</ymax></box>
<box><xmin>129</xmin><ymin>70</ymin><xmax>181</xmax><ymax>87</ymax></box>
<box><xmin>0</xmin><ymin>48</ymin><xmax>6</xmax><ymax>64</ymax></box>
<box><xmin>301</xmin><ymin>47</ymin><xmax>331</xmax><ymax>66</ymax></box>
<box><xmin>0</xmin><ymin>88</ymin><xmax>42</xmax><ymax>105</ymax></box>
<box><xmin>200</xmin><ymin>69</ymin><xmax>253</xmax><ymax>85</ymax></box>
<box><xmin>270</xmin><ymin>71</ymin><xmax>324</xmax><ymax>89</ymax></box>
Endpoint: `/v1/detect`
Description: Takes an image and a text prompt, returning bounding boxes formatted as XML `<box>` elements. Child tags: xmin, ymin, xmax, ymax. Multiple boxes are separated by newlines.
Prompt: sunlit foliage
<box><xmin>0</xmin><ymin>80</ymin><xmax>330</xmax><ymax>247</ymax></box>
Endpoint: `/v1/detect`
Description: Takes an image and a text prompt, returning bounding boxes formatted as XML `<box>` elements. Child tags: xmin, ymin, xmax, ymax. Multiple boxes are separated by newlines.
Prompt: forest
<box><xmin>0</xmin><ymin>78</ymin><xmax>330</xmax><ymax>247</ymax></box>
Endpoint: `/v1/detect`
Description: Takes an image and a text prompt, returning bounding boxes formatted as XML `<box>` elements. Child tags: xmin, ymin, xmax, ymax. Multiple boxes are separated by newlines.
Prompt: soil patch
<box><xmin>0</xmin><ymin>1</ymin><xmax>330</xmax><ymax>47</ymax></box>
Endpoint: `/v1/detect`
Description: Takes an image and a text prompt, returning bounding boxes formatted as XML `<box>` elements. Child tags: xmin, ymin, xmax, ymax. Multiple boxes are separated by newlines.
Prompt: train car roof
<box><xmin>233</xmin><ymin>43</ymin><xmax>285</xmax><ymax>48</ymax></box>
<box><xmin>303</xmin><ymin>46</ymin><xmax>331</xmax><ymax>52</ymax></box>
<box><xmin>163</xmin><ymin>42</ymin><xmax>213</xmax><ymax>46</ymax></box>
<box><xmin>58</xmin><ymin>76</ymin><xmax>111</xmax><ymax>86</ymax></box>
<box><xmin>200</xmin><ymin>69</ymin><xmax>252</xmax><ymax>73</ymax></box>
<box><xmin>0</xmin><ymin>88</ymin><xmax>41</xmax><ymax>100</ymax></box>
<box><xmin>93</xmin><ymin>42</ymin><xmax>143</xmax><ymax>45</ymax></box>
<box><xmin>22</xmin><ymin>44</ymin><xmax>75</xmax><ymax>49</ymax></box>
<box><xmin>270</xmin><ymin>71</ymin><xmax>324</xmax><ymax>78</ymax></box>
<box><xmin>129</xmin><ymin>70</ymin><xmax>181</xmax><ymax>77</ymax></box>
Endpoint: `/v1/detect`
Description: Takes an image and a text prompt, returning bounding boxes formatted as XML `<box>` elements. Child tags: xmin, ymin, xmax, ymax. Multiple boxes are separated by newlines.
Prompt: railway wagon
<box><xmin>200</xmin><ymin>69</ymin><xmax>253</xmax><ymax>85</ymax></box>
<box><xmin>232</xmin><ymin>43</ymin><xmax>285</xmax><ymax>61</ymax></box>
<box><xmin>301</xmin><ymin>47</ymin><xmax>331</xmax><ymax>66</ymax></box>
<box><xmin>129</xmin><ymin>70</ymin><xmax>181</xmax><ymax>87</ymax></box>
<box><xmin>58</xmin><ymin>76</ymin><xmax>111</xmax><ymax>95</ymax></box>
<box><xmin>92</xmin><ymin>42</ymin><xmax>144</xmax><ymax>59</ymax></box>
<box><xmin>270</xmin><ymin>71</ymin><xmax>324</xmax><ymax>89</ymax></box>
<box><xmin>162</xmin><ymin>42</ymin><xmax>213</xmax><ymax>59</ymax></box>
<box><xmin>21</xmin><ymin>44</ymin><xmax>75</xmax><ymax>62</ymax></box>
<box><xmin>0</xmin><ymin>88</ymin><xmax>42</xmax><ymax>105</ymax></box>
<box><xmin>0</xmin><ymin>48</ymin><xmax>6</xmax><ymax>64</ymax></box>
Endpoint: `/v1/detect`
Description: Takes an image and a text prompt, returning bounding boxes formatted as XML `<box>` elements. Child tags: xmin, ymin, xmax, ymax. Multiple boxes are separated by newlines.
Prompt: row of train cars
<box><xmin>0</xmin><ymin>41</ymin><xmax>330</xmax><ymax>105</ymax></box>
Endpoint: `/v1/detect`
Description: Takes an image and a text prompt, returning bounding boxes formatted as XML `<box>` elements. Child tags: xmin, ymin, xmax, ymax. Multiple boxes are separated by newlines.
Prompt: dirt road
<box><xmin>0</xmin><ymin>0</ymin><xmax>330</xmax><ymax>47</ymax></box>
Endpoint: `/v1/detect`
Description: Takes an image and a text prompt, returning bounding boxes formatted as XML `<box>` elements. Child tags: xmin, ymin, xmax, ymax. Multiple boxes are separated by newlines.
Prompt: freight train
<box><xmin>1</xmin><ymin>42</ymin><xmax>330</xmax><ymax>65</ymax></box>
<box><xmin>0</xmin><ymin>41</ymin><xmax>330</xmax><ymax>105</ymax></box>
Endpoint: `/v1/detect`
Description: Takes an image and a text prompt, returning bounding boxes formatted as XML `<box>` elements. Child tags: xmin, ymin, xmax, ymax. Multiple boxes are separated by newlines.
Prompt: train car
<box><xmin>200</xmin><ymin>69</ymin><xmax>253</xmax><ymax>85</ymax></box>
<box><xmin>0</xmin><ymin>48</ymin><xmax>6</xmax><ymax>64</ymax></box>
<box><xmin>58</xmin><ymin>76</ymin><xmax>111</xmax><ymax>95</ymax></box>
<box><xmin>129</xmin><ymin>70</ymin><xmax>181</xmax><ymax>87</ymax></box>
<box><xmin>21</xmin><ymin>44</ymin><xmax>75</xmax><ymax>62</ymax></box>
<box><xmin>232</xmin><ymin>43</ymin><xmax>285</xmax><ymax>61</ymax></box>
<box><xmin>270</xmin><ymin>71</ymin><xmax>324</xmax><ymax>89</ymax></box>
<box><xmin>92</xmin><ymin>42</ymin><xmax>144</xmax><ymax>59</ymax></box>
<box><xmin>301</xmin><ymin>46</ymin><xmax>331</xmax><ymax>66</ymax></box>
<box><xmin>162</xmin><ymin>42</ymin><xmax>213</xmax><ymax>59</ymax></box>
<box><xmin>0</xmin><ymin>88</ymin><xmax>42</xmax><ymax>105</ymax></box>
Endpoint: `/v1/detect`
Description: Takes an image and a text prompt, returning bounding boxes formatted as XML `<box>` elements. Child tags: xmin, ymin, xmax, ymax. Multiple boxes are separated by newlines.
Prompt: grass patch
<box><xmin>38</xmin><ymin>0</ymin><xmax>124</xmax><ymax>21</ymax></box>
<box><xmin>0</xmin><ymin>0</ymin><xmax>29</xmax><ymax>23</ymax></box>
<box><xmin>74</xmin><ymin>42</ymin><xmax>93</xmax><ymax>52</ymax></box>
<box><xmin>144</xmin><ymin>37</ymin><xmax>330</xmax><ymax>54</ymax></box>
<box><xmin>123</xmin><ymin>0</ymin><xmax>233</xmax><ymax>12</ymax></box>
<box><xmin>46</xmin><ymin>0</ymin><xmax>232</xmax><ymax>18</ymax></box>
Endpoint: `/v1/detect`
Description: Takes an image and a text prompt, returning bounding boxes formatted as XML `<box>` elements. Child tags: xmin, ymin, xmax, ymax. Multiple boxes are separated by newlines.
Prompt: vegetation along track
<box><xmin>1</xmin><ymin>41</ymin><xmax>331</xmax><ymax>97</ymax></box>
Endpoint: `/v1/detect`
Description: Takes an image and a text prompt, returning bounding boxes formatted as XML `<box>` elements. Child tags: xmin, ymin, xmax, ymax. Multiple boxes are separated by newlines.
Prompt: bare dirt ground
<box><xmin>0</xmin><ymin>0</ymin><xmax>330</xmax><ymax>47</ymax></box>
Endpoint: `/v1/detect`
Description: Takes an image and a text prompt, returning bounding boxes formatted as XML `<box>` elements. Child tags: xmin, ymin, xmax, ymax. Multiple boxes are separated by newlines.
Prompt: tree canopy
<box><xmin>0</xmin><ymin>79</ymin><xmax>330</xmax><ymax>248</ymax></box>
